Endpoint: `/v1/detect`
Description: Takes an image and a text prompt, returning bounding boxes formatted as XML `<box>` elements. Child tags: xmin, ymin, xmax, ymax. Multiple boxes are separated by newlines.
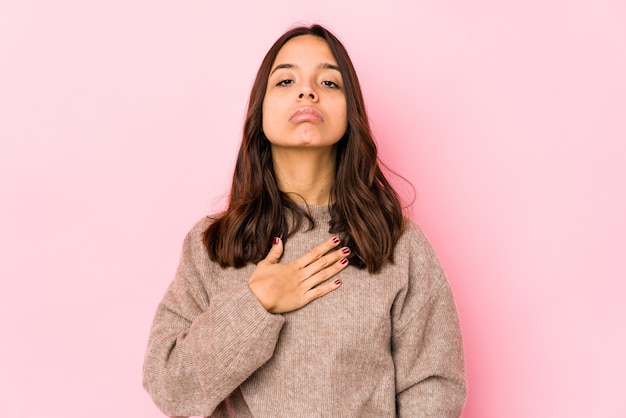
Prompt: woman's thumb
<box><xmin>263</xmin><ymin>237</ymin><xmax>283</xmax><ymax>264</ymax></box>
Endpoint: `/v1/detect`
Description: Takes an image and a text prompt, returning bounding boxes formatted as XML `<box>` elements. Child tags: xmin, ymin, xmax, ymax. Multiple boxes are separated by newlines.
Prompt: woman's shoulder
<box><xmin>180</xmin><ymin>214</ymin><xmax>222</xmax><ymax>250</ymax></box>
<box><xmin>381</xmin><ymin>218</ymin><xmax>448</xmax><ymax>307</ymax></box>
<box><xmin>190</xmin><ymin>214</ymin><xmax>219</xmax><ymax>232</ymax></box>
<box><xmin>190</xmin><ymin>211</ymin><xmax>226</xmax><ymax>233</ymax></box>
<box><xmin>396</xmin><ymin>216</ymin><xmax>444</xmax><ymax>271</ymax></box>
<box><xmin>399</xmin><ymin>216</ymin><xmax>433</xmax><ymax>248</ymax></box>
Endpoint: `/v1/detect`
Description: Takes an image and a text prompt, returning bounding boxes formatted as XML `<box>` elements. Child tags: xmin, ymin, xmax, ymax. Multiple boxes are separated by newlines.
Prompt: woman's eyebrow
<box><xmin>270</xmin><ymin>62</ymin><xmax>341</xmax><ymax>76</ymax></box>
<box><xmin>270</xmin><ymin>63</ymin><xmax>295</xmax><ymax>75</ymax></box>
<box><xmin>321</xmin><ymin>63</ymin><xmax>340</xmax><ymax>72</ymax></box>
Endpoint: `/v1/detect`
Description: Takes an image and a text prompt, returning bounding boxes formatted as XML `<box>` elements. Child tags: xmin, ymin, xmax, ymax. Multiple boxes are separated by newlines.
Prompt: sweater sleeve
<box><xmin>392</xmin><ymin>225</ymin><xmax>467</xmax><ymax>417</ymax></box>
<box><xmin>142</xmin><ymin>220</ymin><xmax>286</xmax><ymax>417</ymax></box>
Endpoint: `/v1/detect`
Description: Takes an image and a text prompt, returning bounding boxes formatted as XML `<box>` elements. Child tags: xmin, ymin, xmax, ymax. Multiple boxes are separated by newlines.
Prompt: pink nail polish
<box><xmin>340</xmin><ymin>258</ymin><xmax>348</xmax><ymax>265</ymax></box>
<box><xmin>334</xmin><ymin>279</ymin><xmax>342</xmax><ymax>285</ymax></box>
<box><xmin>332</xmin><ymin>236</ymin><xmax>340</xmax><ymax>244</ymax></box>
<box><xmin>342</xmin><ymin>247</ymin><xmax>350</xmax><ymax>254</ymax></box>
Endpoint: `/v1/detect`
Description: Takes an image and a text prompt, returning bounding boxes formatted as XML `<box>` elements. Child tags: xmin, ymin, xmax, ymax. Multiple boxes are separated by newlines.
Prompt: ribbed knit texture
<box><xmin>143</xmin><ymin>205</ymin><xmax>466</xmax><ymax>417</ymax></box>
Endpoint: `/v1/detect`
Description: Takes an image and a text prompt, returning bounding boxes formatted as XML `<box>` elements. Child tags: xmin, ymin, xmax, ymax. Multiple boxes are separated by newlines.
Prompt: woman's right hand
<box><xmin>248</xmin><ymin>236</ymin><xmax>350</xmax><ymax>314</ymax></box>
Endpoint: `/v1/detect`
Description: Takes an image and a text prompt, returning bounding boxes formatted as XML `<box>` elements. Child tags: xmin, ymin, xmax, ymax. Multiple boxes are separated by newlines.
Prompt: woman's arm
<box><xmin>393</xmin><ymin>225</ymin><xmax>467</xmax><ymax>417</ymax></box>
<box><xmin>142</xmin><ymin>222</ymin><xmax>285</xmax><ymax>417</ymax></box>
<box><xmin>143</xmin><ymin>221</ymin><xmax>350</xmax><ymax>417</ymax></box>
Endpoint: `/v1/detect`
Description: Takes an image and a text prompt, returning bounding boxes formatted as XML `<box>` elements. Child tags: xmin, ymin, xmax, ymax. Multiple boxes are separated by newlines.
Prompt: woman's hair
<box><xmin>204</xmin><ymin>24</ymin><xmax>405</xmax><ymax>273</ymax></box>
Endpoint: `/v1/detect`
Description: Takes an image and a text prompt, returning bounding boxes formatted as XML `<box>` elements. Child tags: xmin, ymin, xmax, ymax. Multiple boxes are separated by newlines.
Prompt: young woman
<box><xmin>143</xmin><ymin>24</ymin><xmax>466</xmax><ymax>417</ymax></box>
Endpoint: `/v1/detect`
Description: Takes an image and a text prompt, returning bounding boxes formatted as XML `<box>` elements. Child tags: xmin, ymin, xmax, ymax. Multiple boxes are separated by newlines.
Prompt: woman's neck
<box><xmin>271</xmin><ymin>146</ymin><xmax>336</xmax><ymax>205</ymax></box>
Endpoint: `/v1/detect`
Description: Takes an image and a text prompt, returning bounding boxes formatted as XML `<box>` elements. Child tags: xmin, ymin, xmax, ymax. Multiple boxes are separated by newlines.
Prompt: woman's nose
<box><xmin>297</xmin><ymin>87</ymin><xmax>317</xmax><ymax>101</ymax></box>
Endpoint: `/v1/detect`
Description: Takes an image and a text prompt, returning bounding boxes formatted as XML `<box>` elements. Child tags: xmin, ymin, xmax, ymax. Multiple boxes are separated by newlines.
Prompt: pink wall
<box><xmin>1</xmin><ymin>1</ymin><xmax>625</xmax><ymax>417</ymax></box>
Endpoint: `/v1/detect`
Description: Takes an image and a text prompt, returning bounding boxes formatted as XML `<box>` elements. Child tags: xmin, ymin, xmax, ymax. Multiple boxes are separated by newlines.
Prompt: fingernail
<box><xmin>334</xmin><ymin>279</ymin><xmax>342</xmax><ymax>285</ymax></box>
<box><xmin>332</xmin><ymin>236</ymin><xmax>340</xmax><ymax>244</ymax></box>
<box><xmin>273</xmin><ymin>237</ymin><xmax>280</xmax><ymax>245</ymax></box>
<box><xmin>342</xmin><ymin>247</ymin><xmax>350</xmax><ymax>254</ymax></box>
<box><xmin>340</xmin><ymin>257</ymin><xmax>349</xmax><ymax>265</ymax></box>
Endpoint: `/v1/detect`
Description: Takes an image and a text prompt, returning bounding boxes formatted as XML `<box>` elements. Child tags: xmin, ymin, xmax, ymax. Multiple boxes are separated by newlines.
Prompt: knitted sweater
<box><xmin>143</xmin><ymin>206</ymin><xmax>466</xmax><ymax>417</ymax></box>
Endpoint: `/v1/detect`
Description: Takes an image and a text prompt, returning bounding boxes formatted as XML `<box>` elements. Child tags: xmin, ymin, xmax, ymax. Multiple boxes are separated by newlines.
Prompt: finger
<box><xmin>260</xmin><ymin>237</ymin><xmax>283</xmax><ymax>265</ymax></box>
<box><xmin>292</xmin><ymin>236</ymin><xmax>341</xmax><ymax>269</ymax></box>
<box><xmin>304</xmin><ymin>256</ymin><xmax>349</xmax><ymax>288</ymax></box>
<box><xmin>301</xmin><ymin>246</ymin><xmax>350</xmax><ymax>278</ymax></box>
<box><xmin>303</xmin><ymin>275</ymin><xmax>343</xmax><ymax>305</ymax></box>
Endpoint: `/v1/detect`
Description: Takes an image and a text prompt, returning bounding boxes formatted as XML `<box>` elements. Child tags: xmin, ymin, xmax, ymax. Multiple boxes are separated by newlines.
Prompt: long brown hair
<box><xmin>204</xmin><ymin>24</ymin><xmax>405</xmax><ymax>273</ymax></box>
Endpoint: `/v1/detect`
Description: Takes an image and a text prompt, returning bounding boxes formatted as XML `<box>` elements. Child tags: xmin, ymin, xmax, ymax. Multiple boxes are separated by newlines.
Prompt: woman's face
<box><xmin>262</xmin><ymin>35</ymin><xmax>348</xmax><ymax>151</ymax></box>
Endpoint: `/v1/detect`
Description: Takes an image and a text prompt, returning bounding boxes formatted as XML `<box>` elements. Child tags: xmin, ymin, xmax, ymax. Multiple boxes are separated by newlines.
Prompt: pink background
<box><xmin>1</xmin><ymin>1</ymin><xmax>625</xmax><ymax>417</ymax></box>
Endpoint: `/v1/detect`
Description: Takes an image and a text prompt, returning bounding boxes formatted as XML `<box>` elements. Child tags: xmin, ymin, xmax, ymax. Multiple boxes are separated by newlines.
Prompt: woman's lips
<box><xmin>290</xmin><ymin>106</ymin><xmax>323</xmax><ymax>123</ymax></box>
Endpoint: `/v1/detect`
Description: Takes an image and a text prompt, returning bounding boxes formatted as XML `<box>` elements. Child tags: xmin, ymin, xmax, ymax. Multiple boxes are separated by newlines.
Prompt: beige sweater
<box><xmin>143</xmin><ymin>206</ymin><xmax>466</xmax><ymax>417</ymax></box>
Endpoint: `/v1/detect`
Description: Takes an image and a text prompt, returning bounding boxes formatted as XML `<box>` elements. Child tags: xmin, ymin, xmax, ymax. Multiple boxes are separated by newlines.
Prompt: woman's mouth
<box><xmin>290</xmin><ymin>107</ymin><xmax>323</xmax><ymax>123</ymax></box>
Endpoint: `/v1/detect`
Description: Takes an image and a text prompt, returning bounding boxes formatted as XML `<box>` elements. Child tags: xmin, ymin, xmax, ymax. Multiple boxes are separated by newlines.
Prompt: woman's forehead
<box><xmin>272</xmin><ymin>35</ymin><xmax>337</xmax><ymax>69</ymax></box>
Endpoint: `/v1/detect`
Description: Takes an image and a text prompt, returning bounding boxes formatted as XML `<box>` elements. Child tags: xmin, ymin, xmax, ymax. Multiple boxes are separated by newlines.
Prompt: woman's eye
<box><xmin>276</xmin><ymin>79</ymin><xmax>293</xmax><ymax>86</ymax></box>
<box><xmin>322</xmin><ymin>80</ymin><xmax>339</xmax><ymax>88</ymax></box>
